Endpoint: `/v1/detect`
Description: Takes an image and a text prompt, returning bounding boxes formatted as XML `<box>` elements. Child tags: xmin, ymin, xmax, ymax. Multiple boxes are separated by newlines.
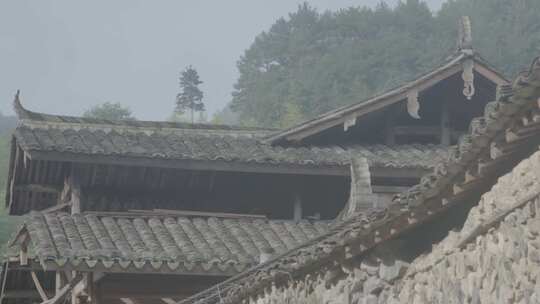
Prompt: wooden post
<box><xmin>293</xmin><ymin>194</ymin><xmax>302</xmax><ymax>222</ymax></box>
<box><xmin>55</xmin><ymin>272</ymin><xmax>66</xmax><ymax>295</ymax></box>
<box><xmin>19</xmin><ymin>234</ymin><xmax>29</xmax><ymax>266</ymax></box>
<box><xmin>70</xmin><ymin>165</ymin><xmax>83</xmax><ymax>214</ymax></box>
<box><xmin>441</xmin><ymin>99</ymin><xmax>451</xmax><ymax>146</ymax></box>
<box><xmin>30</xmin><ymin>271</ymin><xmax>48</xmax><ymax>302</ymax></box>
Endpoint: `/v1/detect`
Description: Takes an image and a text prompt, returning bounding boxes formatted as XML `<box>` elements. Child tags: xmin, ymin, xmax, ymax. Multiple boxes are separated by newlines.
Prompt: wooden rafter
<box><xmin>30</xmin><ymin>271</ymin><xmax>48</xmax><ymax>302</ymax></box>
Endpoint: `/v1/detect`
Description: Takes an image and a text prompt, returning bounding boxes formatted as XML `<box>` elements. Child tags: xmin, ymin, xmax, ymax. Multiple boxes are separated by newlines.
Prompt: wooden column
<box><xmin>441</xmin><ymin>99</ymin><xmax>451</xmax><ymax>146</ymax></box>
<box><xmin>70</xmin><ymin>165</ymin><xmax>84</xmax><ymax>214</ymax></box>
<box><xmin>55</xmin><ymin>272</ymin><xmax>66</xmax><ymax>294</ymax></box>
<box><xmin>293</xmin><ymin>194</ymin><xmax>302</xmax><ymax>222</ymax></box>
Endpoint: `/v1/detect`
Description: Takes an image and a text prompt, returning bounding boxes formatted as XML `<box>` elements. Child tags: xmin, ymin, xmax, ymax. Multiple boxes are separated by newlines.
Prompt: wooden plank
<box><xmin>30</xmin><ymin>271</ymin><xmax>49</xmax><ymax>302</ymax></box>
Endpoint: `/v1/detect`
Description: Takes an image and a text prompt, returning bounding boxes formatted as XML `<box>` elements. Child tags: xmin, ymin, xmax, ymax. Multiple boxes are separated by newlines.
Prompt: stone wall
<box><xmin>394</xmin><ymin>150</ymin><xmax>540</xmax><ymax>303</ymax></box>
<box><xmin>247</xmin><ymin>150</ymin><xmax>540</xmax><ymax>304</ymax></box>
<box><xmin>248</xmin><ymin>241</ymin><xmax>409</xmax><ymax>304</ymax></box>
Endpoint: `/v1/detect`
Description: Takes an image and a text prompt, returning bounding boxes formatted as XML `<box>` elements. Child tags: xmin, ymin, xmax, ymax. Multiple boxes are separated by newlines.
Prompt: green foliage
<box><xmin>83</xmin><ymin>102</ymin><xmax>135</xmax><ymax>121</ymax></box>
<box><xmin>280</xmin><ymin>102</ymin><xmax>305</xmax><ymax>128</ymax></box>
<box><xmin>176</xmin><ymin>66</ymin><xmax>205</xmax><ymax>124</ymax></box>
<box><xmin>231</xmin><ymin>0</ymin><xmax>540</xmax><ymax>128</ymax></box>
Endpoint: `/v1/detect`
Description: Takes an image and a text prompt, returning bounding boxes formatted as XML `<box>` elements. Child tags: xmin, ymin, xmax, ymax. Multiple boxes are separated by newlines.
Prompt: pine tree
<box><xmin>176</xmin><ymin>66</ymin><xmax>205</xmax><ymax>124</ymax></box>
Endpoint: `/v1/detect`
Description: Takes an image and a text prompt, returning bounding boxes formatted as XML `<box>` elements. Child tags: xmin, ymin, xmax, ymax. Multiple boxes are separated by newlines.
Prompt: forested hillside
<box><xmin>229</xmin><ymin>0</ymin><xmax>540</xmax><ymax>128</ymax></box>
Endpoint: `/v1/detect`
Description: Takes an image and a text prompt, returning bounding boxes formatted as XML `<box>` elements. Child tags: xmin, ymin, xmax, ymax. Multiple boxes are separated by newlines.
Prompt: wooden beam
<box><xmin>473</xmin><ymin>62</ymin><xmax>509</xmax><ymax>86</ymax></box>
<box><xmin>30</xmin><ymin>271</ymin><xmax>49</xmax><ymax>302</ymax></box>
<box><xmin>14</xmin><ymin>184</ymin><xmax>60</xmax><ymax>194</ymax></box>
<box><xmin>26</xmin><ymin>150</ymin><xmax>430</xmax><ymax>179</ymax></box>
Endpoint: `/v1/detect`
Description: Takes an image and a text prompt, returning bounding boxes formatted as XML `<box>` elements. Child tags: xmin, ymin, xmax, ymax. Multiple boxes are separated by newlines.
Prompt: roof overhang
<box><xmin>265</xmin><ymin>54</ymin><xmax>509</xmax><ymax>144</ymax></box>
<box><xmin>24</xmin><ymin>149</ymin><xmax>429</xmax><ymax>179</ymax></box>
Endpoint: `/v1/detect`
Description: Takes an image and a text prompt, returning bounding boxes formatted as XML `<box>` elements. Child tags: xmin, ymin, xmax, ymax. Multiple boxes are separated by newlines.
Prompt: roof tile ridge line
<box><xmin>263</xmin><ymin>53</ymin><xmax>467</xmax><ymax>144</ymax></box>
<box><xmin>19</xmin><ymin>119</ymin><xmax>266</xmax><ymax>137</ymax></box>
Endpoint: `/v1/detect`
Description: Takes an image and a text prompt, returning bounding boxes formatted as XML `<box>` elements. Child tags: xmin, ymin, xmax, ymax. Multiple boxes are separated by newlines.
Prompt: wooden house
<box><xmin>1</xmin><ymin>17</ymin><xmax>510</xmax><ymax>304</ymax></box>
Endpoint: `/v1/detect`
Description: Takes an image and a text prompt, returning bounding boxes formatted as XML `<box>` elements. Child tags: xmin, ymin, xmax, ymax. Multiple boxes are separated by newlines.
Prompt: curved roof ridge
<box><xmin>12</xmin><ymin>92</ymin><xmax>273</xmax><ymax>135</ymax></box>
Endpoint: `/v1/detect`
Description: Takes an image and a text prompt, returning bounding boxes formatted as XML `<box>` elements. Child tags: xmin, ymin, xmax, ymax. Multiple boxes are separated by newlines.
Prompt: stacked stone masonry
<box><xmin>247</xmin><ymin>149</ymin><xmax>540</xmax><ymax>304</ymax></box>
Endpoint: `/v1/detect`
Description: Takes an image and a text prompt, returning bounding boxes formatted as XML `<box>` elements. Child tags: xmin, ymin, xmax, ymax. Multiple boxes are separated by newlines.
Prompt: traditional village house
<box><xmin>178</xmin><ymin>56</ymin><xmax>540</xmax><ymax>303</ymax></box>
<box><xmin>0</xmin><ymin>17</ymin><xmax>510</xmax><ymax>304</ymax></box>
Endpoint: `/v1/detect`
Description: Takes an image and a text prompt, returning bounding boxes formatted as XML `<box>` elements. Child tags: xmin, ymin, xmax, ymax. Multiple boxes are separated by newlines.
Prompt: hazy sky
<box><xmin>0</xmin><ymin>0</ymin><xmax>444</xmax><ymax>120</ymax></box>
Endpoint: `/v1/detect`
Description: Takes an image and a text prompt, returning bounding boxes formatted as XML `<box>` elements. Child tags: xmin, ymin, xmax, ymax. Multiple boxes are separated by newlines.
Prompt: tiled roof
<box><xmin>179</xmin><ymin>55</ymin><xmax>540</xmax><ymax>304</ymax></box>
<box><xmin>16</xmin><ymin>212</ymin><xmax>330</xmax><ymax>275</ymax></box>
<box><xmin>13</xmin><ymin>121</ymin><xmax>448</xmax><ymax>169</ymax></box>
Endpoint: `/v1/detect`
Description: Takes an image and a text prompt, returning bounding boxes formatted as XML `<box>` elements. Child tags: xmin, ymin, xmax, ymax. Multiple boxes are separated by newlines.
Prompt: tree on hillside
<box><xmin>176</xmin><ymin>66</ymin><xmax>205</xmax><ymax>124</ymax></box>
<box><xmin>228</xmin><ymin>0</ymin><xmax>540</xmax><ymax>128</ymax></box>
<box><xmin>83</xmin><ymin>102</ymin><xmax>135</xmax><ymax>120</ymax></box>
<box><xmin>231</xmin><ymin>1</ymin><xmax>438</xmax><ymax>128</ymax></box>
